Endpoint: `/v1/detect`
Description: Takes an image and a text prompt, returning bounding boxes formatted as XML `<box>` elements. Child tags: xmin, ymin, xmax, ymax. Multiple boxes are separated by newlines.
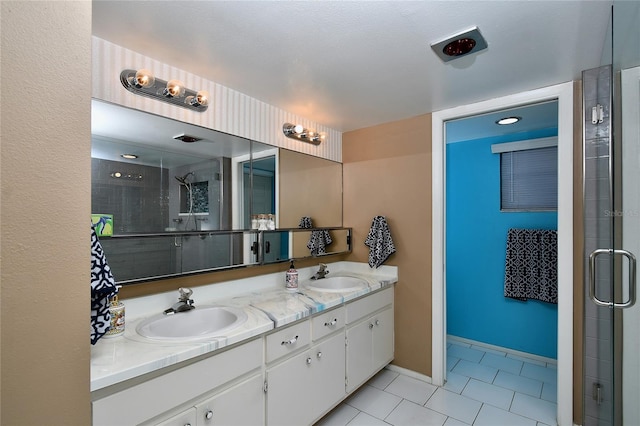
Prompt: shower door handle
<box><xmin>589</xmin><ymin>248</ymin><xmax>637</xmax><ymax>308</ymax></box>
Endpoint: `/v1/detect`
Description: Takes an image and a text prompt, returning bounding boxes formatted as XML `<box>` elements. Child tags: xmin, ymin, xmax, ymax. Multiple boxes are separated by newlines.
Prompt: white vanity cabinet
<box><xmin>345</xmin><ymin>287</ymin><xmax>394</xmax><ymax>393</ymax></box>
<box><xmin>92</xmin><ymin>283</ymin><xmax>396</xmax><ymax>426</ymax></box>
<box><xmin>92</xmin><ymin>338</ymin><xmax>263</xmax><ymax>426</ymax></box>
<box><xmin>265</xmin><ymin>307</ymin><xmax>346</xmax><ymax>426</ymax></box>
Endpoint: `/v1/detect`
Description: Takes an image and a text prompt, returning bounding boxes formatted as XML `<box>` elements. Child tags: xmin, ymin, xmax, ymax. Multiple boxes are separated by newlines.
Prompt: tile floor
<box><xmin>316</xmin><ymin>339</ymin><xmax>558</xmax><ymax>426</ymax></box>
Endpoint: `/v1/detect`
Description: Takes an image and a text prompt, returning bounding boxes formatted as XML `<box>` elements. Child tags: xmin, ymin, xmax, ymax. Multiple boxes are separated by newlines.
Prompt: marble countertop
<box><xmin>91</xmin><ymin>264</ymin><xmax>397</xmax><ymax>392</ymax></box>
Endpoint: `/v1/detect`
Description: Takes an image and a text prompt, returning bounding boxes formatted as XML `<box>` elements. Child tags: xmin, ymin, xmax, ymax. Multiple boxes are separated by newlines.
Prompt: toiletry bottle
<box><xmin>105</xmin><ymin>293</ymin><xmax>125</xmax><ymax>338</ymax></box>
<box><xmin>285</xmin><ymin>260</ymin><xmax>298</xmax><ymax>291</ymax></box>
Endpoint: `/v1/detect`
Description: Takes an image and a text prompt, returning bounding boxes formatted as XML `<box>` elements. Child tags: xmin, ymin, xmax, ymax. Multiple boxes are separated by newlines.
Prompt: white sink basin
<box><xmin>136</xmin><ymin>305</ymin><xmax>248</xmax><ymax>341</ymax></box>
<box><xmin>304</xmin><ymin>276</ymin><xmax>369</xmax><ymax>293</ymax></box>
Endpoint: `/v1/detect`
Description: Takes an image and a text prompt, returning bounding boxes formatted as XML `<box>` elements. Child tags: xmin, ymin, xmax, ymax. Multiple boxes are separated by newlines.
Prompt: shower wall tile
<box><xmin>91</xmin><ymin>158</ymin><xmax>169</xmax><ymax>233</ymax></box>
<box><xmin>92</xmin><ymin>37</ymin><xmax>342</xmax><ymax>162</ymax></box>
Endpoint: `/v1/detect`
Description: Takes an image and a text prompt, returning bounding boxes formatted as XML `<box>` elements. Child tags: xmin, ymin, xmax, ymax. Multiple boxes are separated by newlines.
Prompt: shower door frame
<box><xmin>432</xmin><ymin>81</ymin><xmax>575</xmax><ymax>426</ymax></box>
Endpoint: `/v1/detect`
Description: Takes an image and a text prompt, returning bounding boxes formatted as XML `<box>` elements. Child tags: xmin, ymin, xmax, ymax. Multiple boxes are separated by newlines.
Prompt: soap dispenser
<box><xmin>104</xmin><ymin>289</ymin><xmax>125</xmax><ymax>338</ymax></box>
<box><xmin>285</xmin><ymin>260</ymin><xmax>298</xmax><ymax>291</ymax></box>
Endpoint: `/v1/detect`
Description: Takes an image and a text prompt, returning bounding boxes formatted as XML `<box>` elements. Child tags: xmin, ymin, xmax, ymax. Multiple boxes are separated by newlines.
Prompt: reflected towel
<box><xmin>504</xmin><ymin>228</ymin><xmax>558</xmax><ymax>304</ymax></box>
<box><xmin>299</xmin><ymin>216</ymin><xmax>333</xmax><ymax>257</ymax></box>
<box><xmin>91</xmin><ymin>223</ymin><xmax>118</xmax><ymax>344</ymax></box>
<box><xmin>365</xmin><ymin>216</ymin><xmax>396</xmax><ymax>268</ymax></box>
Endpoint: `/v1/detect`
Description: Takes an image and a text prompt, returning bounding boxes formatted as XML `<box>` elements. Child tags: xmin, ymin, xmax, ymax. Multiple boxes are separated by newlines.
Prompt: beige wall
<box><xmin>343</xmin><ymin>114</ymin><xmax>432</xmax><ymax>376</ymax></box>
<box><xmin>1</xmin><ymin>2</ymin><xmax>92</xmax><ymax>425</ymax></box>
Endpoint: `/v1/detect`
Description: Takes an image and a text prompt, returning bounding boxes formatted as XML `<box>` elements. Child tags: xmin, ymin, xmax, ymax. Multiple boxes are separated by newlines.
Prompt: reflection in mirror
<box><xmin>291</xmin><ymin>228</ymin><xmax>351</xmax><ymax>259</ymax></box>
<box><xmin>91</xmin><ymin>99</ymin><xmax>262</xmax><ymax>232</ymax></box>
<box><xmin>100</xmin><ymin>231</ymin><xmax>258</xmax><ymax>284</ymax></box>
<box><xmin>91</xmin><ymin>100</ymin><xmax>270</xmax><ymax>283</ymax></box>
<box><xmin>243</xmin><ymin>152</ymin><xmax>277</xmax><ymax>230</ymax></box>
<box><xmin>90</xmin><ymin>100</ymin><xmax>347</xmax><ymax>284</ymax></box>
<box><xmin>260</xmin><ymin>228</ymin><xmax>351</xmax><ymax>265</ymax></box>
<box><xmin>278</xmin><ymin>149</ymin><xmax>343</xmax><ymax>228</ymax></box>
<box><xmin>262</xmin><ymin>231</ymin><xmax>290</xmax><ymax>264</ymax></box>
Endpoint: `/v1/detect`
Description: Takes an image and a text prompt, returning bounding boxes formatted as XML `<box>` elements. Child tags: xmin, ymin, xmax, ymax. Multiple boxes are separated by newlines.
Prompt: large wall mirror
<box><xmin>91</xmin><ymin>100</ymin><xmax>348</xmax><ymax>284</ymax></box>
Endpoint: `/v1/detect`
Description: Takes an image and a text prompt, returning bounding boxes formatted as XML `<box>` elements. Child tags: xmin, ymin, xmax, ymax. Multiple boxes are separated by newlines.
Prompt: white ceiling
<box><xmin>92</xmin><ymin>0</ymin><xmax>612</xmax><ymax>133</ymax></box>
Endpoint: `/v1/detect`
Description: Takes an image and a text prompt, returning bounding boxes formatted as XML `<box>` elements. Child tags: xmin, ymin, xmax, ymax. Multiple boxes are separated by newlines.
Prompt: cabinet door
<box><xmin>372</xmin><ymin>307</ymin><xmax>394</xmax><ymax>370</ymax></box>
<box><xmin>309</xmin><ymin>332</ymin><xmax>346</xmax><ymax>421</ymax></box>
<box><xmin>153</xmin><ymin>408</ymin><xmax>196</xmax><ymax>426</ymax></box>
<box><xmin>266</xmin><ymin>350</ymin><xmax>313</xmax><ymax>426</ymax></box>
<box><xmin>346</xmin><ymin>319</ymin><xmax>374</xmax><ymax>393</ymax></box>
<box><xmin>195</xmin><ymin>374</ymin><xmax>264</xmax><ymax>426</ymax></box>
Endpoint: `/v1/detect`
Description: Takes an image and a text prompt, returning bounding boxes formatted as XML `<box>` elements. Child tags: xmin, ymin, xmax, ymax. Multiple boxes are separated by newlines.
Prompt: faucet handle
<box><xmin>178</xmin><ymin>287</ymin><xmax>193</xmax><ymax>301</ymax></box>
<box><xmin>319</xmin><ymin>263</ymin><xmax>328</xmax><ymax>271</ymax></box>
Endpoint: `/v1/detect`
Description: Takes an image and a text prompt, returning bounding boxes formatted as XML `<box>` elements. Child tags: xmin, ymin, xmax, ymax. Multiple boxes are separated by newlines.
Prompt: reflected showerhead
<box><xmin>175</xmin><ymin>172</ymin><xmax>194</xmax><ymax>185</ymax></box>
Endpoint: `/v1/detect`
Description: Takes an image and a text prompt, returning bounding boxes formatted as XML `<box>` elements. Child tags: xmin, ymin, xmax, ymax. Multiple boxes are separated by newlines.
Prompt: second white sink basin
<box><xmin>304</xmin><ymin>276</ymin><xmax>369</xmax><ymax>293</ymax></box>
<box><xmin>136</xmin><ymin>305</ymin><xmax>248</xmax><ymax>341</ymax></box>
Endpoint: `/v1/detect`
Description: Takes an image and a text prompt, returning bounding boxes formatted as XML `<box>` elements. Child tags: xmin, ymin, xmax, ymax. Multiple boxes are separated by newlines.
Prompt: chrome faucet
<box><xmin>164</xmin><ymin>287</ymin><xmax>195</xmax><ymax>315</ymax></box>
<box><xmin>311</xmin><ymin>263</ymin><xmax>329</xmax><ymax>280</ymax></box>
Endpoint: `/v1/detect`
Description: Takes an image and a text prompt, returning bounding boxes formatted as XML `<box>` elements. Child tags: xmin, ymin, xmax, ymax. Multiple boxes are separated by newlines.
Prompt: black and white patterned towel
<box><xmin>299</xmin><ymin>216</ymin><xmax>333</xmax><ymax>256</ymax></box>
<box><xmin>365</xmin><ymin>216</ymin><xmax>396</xmax><ymax>268</ymax></box>
<box><xmin>91</xmin><ymin>223</ymin><xmax>118</xmax><ymax>344</ymax></box>
<box><xmin>504</xmin><ymin>228</ymin><xmax>558</xmax><ymax>304</ymax></box>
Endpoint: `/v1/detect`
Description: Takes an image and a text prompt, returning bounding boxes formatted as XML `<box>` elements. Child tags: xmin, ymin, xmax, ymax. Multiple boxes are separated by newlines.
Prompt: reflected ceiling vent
<box><xmin>174</xmin><ymin>134</ymin><xmax>203</xmax><ymax>143</ymax></box>
<box><xmin>431</xmin><ymin>26</ymin><xmax>487</xmax><ymax>62</ymax></box>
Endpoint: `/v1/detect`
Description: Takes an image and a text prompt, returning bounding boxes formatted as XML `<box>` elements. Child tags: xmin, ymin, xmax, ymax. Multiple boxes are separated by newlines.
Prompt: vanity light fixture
<box><xmin>120</xmin><ymin>69</ymin><xmax>210</xmax><ymax>112</ymax></box>
<box><xmin>282</xmin><ymin>123</ymin><xmax>325</xmax><ymax>145</ymax></box>
<box><xmin>496</xmin><ymin>116</ymin><xmax>522</xmax><ymax>125</ymax></box>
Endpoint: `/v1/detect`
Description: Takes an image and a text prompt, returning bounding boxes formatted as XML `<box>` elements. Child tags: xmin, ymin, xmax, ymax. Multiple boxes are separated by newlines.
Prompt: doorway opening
<box><xmin>432</xmin><ymin>82</ymin><xmax>574</xmax><ymax>425</ymax></box>
<box><xmin>445</xmin><ymin>100</ymin><xmax>559</xmax><ymax>423</ymax></box>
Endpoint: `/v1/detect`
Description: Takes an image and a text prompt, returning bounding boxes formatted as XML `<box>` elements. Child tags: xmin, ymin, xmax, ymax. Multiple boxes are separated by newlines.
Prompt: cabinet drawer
<box><xmin>346</xmin><ymin>287</ymin><xmax>393</xmax><ymax>324</ymax></box>
<box><xmin>266</xmin><ymin>320</ymin><xmax>310</xmax><ymax>363</ymax></box>
<box><xmin>93</xmin><ymin>338</ymin><xmax>262</xmax><ymax>426</ymax></box>
<box><xmin>312</xmin><ymin>306</ymin><xmax>345</xmax><ymax>341</ymax></box>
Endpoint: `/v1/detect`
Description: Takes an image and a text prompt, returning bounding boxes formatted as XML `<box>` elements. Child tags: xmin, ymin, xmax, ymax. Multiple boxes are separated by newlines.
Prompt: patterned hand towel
<box><xmin>299</xmin><ymin>216</ymin><xmax>333</xmax><ymax>256</ymax></box>
<box><xmin>504</xmin><ymin>228</ymin><xmax>558</xmax><ymax>304</ymax></box>
<box><xmin>90</xmin><ymin>223</ymin><xmax>118</xmax><ymax>344</ymax></box>
<box><xmin>365</xmin><ymin>216</ymin><xmax>396</xmax><ymax>268</ymax></box>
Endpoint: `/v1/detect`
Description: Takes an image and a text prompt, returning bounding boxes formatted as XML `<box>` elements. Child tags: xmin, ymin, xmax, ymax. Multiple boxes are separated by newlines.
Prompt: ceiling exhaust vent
<box><xmin>431</xmin><ymin>27</ymin><xmax>487</xmax><ymax>62</ymax></box>
<box><xmin>174</xmin><ymin>134</ymin><xmax>203</xmax><ymax>143</ymax></box>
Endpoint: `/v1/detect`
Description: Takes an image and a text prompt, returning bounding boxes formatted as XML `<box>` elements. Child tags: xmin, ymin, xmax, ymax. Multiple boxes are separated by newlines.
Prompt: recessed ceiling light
<box><xmin>496</xmin><ymin>117</ymin><xmax>521</xmax><ymax>125</ymax></box>
<box><xmin>121</xmin><ymin>153</ymin><xmax>138</xmax><ymax>159</ymax></box>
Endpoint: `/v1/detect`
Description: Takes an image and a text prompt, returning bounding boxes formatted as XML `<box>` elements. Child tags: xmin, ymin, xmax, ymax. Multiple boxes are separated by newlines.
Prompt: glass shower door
<box><xmin>619</xmin><ymin>64</ymin><xmax>640</xmax><ymax>426</ymax></box>
<box><xmin>584</xmin><ymin>64</ymin><xmax>640</xmax><ymax>426</ymax></box>
<box><xmin>584</xmin><ymin>3</ymin><xmax>639</xmax><ymax>424</ymax></box>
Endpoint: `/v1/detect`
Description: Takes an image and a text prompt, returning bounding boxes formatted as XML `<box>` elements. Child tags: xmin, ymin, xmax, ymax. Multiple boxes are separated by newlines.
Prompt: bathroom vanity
<box><xmin>91</xmin><ymin>262</ymin><xmax>396</xmax><ymax>426</ymax></box>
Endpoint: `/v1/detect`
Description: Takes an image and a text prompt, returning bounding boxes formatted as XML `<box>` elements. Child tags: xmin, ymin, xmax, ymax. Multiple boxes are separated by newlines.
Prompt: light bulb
<box><xmin>164</xmin><ymin>80</ymin><xmax>185</xmax><ymax>98</ymax></box>
<box><xmin>188</xmin><ymin>90</ymin><xmax>209</xmax><ymax>107</ymax></box>
<box><xmin>134</xmin><ymin>69</ymin><xmax>155</xmax><ymax>88</ymax></box>
<box><xmin>294</xmin><ymin>124</ymin><xmax>304</xmax><ymax>134</ymax></box>
<box><xmin>196</xmin><ymin>90</ymin><xmax>209</xmax><ymax>106</ymax></box>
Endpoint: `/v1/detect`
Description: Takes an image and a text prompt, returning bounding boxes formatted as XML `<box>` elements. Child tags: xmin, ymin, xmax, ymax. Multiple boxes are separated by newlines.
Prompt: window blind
<box><xmin>500</xmin><ymin>146</ymin><xmax>557</xmax><ymax>211</ymax></box>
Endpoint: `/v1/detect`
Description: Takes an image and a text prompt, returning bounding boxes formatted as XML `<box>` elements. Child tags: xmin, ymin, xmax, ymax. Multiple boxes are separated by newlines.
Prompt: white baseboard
<box><xmin>448</xmin><ymin>334</ymin><xmax>557</xmax><ymax>366</ymax></box>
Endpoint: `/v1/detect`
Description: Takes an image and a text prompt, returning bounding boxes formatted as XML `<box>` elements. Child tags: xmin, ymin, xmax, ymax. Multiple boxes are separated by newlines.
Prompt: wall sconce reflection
<box><xmin>120</xmin><ymin>69</ymin><xmax>209</xmax><ymax>112</ymax></box>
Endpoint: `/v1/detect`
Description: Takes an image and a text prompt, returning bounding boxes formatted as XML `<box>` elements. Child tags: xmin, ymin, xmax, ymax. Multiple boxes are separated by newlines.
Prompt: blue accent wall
<box><xmin>446</xmin><ymin>129</ymin><xmax>558</xmax><ymax>359</ymax></box>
